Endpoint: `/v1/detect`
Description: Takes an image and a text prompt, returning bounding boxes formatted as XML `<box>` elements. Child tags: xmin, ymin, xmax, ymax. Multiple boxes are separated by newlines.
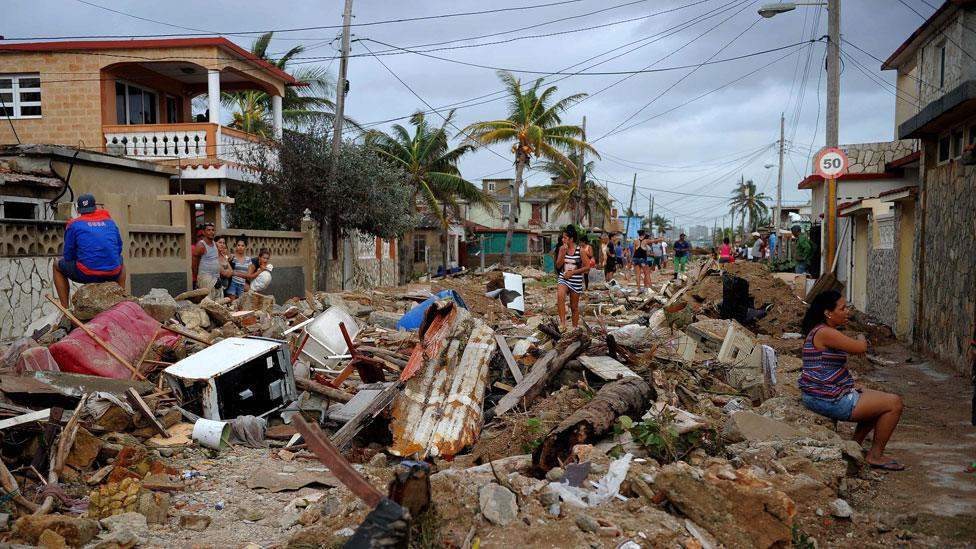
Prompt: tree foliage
<box><xmin>246</xmin><ymin>128</ymin><xmax>413</xmax><ymax>239</ymax></box>
<box><xmin>463</xmin><ymin>71</ymin><xmax>595</xmax><ymax>264</ymax></box>
<box><xmin>529</xmin><ymin>152</ymin><xmax>611</xmax><ymax>226</ymax></box>
<box><xmin>229</xmin><ymin>182</ymin><xmax>282</xmax><ymax>230</ymax></box>
<box><xmin>729</xmin><ymin>179</ymin><xmax>771</xmax><ymax>233</ymax></box>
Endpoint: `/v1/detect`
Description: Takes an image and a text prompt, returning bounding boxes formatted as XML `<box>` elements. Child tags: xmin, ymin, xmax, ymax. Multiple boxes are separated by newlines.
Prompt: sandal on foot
<box><xmin>868</xmin><ymin>459</ymin><xmax>906</xmax><ymax>471</ymax></box>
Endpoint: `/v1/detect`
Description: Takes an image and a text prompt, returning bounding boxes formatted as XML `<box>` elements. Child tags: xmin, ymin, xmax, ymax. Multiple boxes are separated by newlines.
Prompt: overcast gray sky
<box><xmin>4</xmin><ymin>0</ymin><xmax>933</xmax><ymax>229</ymax></box>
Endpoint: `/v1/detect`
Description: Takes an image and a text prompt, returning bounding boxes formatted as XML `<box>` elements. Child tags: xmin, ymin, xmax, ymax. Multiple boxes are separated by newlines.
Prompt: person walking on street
<box><xmin>555</xmin><ymin>225</ymin><xmax>591</xmax><ymax>331</ymax></box>
<box><xmin>53</xmin><ymin>194</ymin><xmax>125</xmax><ymax>308</ymax></box>
<box><xmin>673</xmin><ymin>233</ymin><xmax>691</xmax><ymax>277</ymax></box>
<box><xmin>659</xmin><ymin>233</ymin><xmax>669</xmax><ymax>270</ymax></box>
<box><xmin>581</xmin><ymin>235</ymin><xmax>596</xmax><ymax>291</ymax></box>
<box><xmin>800</xmin><ymin>291</ymin><xmax>905</xmax><ymax>470</ymax></box>
<box><xmin>719</xmin><ymin>237</ymin><xmax>734</xmax><ymax>265</ymax></box>
<box><xmin>751</xmin><ymin>232</ymin><xmax>766</xmax><ymax>262</ymax></box>
<box><xmin>191</xmin><ymin>222</ymin><xmax>221</xmax><ymax>295</ymax></box>
<box><xmin>602</xmin><ymin>233</ymin><xmax>617</xmax><ymax>282</ymax></box>
<box><xmin>793</xmin><ymin>225</ymin><xmax>813</xmax><ymax>274</ymax></box>
<box><xmin>650</xmin><ymin>238</ymin><xmax>664</xmax><ymax>273</ymax></box>
<box><xmin>227</xmin><ymin>235</ymin><xmax>252</xmax><ymax>299</ymax></box>
<box><xmin>632</xmin><ymin>230</ymin><xmax>649</xmax><ymax>292</ymax></box>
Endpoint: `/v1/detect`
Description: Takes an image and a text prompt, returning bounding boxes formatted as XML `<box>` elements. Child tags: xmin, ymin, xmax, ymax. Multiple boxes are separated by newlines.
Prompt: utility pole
<box><xmin>648</xmin><ymin>195</ymin><xmax>654</xmax><ymax>233</ymax></box>
<box><xmin>624</xmin><ymin>173</ymin><xmax>636</xmax><ymax>245</ymax></box>
<box><xmin>775</xmin><ymin>112</ymin><xmax>785</xmax><ymax>235</ymax></box>
<box><xmin>824</xmin><ymin>0</ymin><xmax>841</xmax><ymax>273</ymax></box>
<box><xmin>576</xmin><ymin>116</ymin><xmax>586</xmax><ymax>225</ymax></box>
<box><xmin>330</xmin><ymin>0</ymin><xmax>354</xmax><ymax>289</ymax></box>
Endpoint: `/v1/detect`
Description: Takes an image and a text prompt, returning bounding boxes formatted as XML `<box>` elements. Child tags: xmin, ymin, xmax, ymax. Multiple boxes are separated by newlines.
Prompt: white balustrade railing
<box><xmin>104</xmin><ymin>126</ymin><xmax>210</xmax><ymax>160</ymax></box>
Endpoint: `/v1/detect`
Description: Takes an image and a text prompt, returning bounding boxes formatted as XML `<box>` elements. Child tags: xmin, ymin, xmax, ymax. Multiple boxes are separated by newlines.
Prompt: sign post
<box><xmin>814</xmin><ymin>147</ymin><xmax>849</xmax><ymax>274</ymax></box>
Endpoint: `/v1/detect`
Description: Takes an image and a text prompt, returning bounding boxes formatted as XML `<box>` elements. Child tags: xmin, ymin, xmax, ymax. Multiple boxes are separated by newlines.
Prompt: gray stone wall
<box><xmin>0</xmin><ymin>257</ymin><xmax>64</xmax><ymax>341</ymax></box>
<box><xmin>866</xmin><ymin>235</ymin><xmax>898</xmax><ymax>330</ymax></box>
<box><xmin>915</xmin><ymin>157</ymin><xmax>976</xmax><ymax>373</ymax></box>
<box><xmin>840</xmin><ymin>141</ymin><xmax>918</xmax><ymax>174</ymax></box>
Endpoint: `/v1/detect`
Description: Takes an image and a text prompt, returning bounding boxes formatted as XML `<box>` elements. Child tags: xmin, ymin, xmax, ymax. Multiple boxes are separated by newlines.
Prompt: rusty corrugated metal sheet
<box><xmin>389</xmin><ymin>306</ymin><xmax>496</xmax><ymax>459</ymax></box>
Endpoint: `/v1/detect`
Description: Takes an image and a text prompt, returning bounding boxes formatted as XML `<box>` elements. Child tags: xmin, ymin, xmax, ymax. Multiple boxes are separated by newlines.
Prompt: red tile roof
<box><xmin>879</xmin><ymin>185</ymin><xmax>918</xmax><ymax>197</ymax></box>
<box><xmin>0</xmin><ymin>37</ymin><xmax>300</xmax><ymax>85</ymax></box>
<box><xmin>798</xmin><ymin>172</ymin><xmax>902</xmax><ymax>189</ymax></box>
<box><xmin>886</xmin><ymin>150</ymin><xmax>921</xmax><ymax>170</ymax></box>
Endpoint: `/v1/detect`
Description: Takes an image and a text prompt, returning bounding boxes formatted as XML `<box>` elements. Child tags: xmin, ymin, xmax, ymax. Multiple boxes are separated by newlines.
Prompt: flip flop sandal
<box><xmin>869</xmin><ymin>459</ymin><xmax>906</xmax><ymax>471</ymax></box>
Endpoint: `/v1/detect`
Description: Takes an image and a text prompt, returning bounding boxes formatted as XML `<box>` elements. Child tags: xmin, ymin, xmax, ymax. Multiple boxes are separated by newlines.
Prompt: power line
<box><xmin>359</xmin><ymin>37</ymin><xmax>813</xmax><ymax>76</ymax></box>
<box><xmin>594</xmin><ymin>8</ymin><xmax>762</xmax><ymax>142</ymax></box>
<box><xmin>5</xmin><ymin>0</ymin><xmax>590</xmax><ymax>41</ymax></box>
<box><xmin>597</xmin><ymin>42</ymin><xmax>816</xmax><ymax>139</ymax></box>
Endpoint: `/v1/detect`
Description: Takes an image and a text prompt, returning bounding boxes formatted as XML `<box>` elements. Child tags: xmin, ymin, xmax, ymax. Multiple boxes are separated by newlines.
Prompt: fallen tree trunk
<box><xmin>486</xmin><ymin>329</ymin><xmax>590</xmax><ymax>420</ymax></box>
<box><xmin>533</xmin><ymin>376</ymin><xmax>654</xmax><ymax>473</ymax></box>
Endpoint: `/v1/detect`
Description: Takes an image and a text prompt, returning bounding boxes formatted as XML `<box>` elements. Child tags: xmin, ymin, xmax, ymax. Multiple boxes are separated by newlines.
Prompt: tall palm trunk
<box><xmin>441</xmin><ymin>202</ymin><xmax>449</xmax><ymax>275</ymax></box>
<box><xmin>504</xmin><ymin>153</ymin><xmax>526</xmax><ymax>266</ymax></box>
<box><xmin>399</xmin><ymin>192</ymin><xmax>419</xmax><ymax>284</ymax></box>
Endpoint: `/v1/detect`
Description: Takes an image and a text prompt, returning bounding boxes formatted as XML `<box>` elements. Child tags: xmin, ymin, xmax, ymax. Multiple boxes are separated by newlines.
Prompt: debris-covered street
<box><xmin>0</xmin><ymin>260</ymin><xmax>972</xmax><ymax>548</ymax></box>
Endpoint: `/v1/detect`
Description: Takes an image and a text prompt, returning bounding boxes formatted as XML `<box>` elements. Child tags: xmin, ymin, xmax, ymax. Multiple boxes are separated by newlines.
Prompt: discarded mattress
<box><xmin>49</xmin><ymin>301</ymin><xmax>172</xmax><ymax>379</ymax></box>
<box><xmin>395</xmin><ymin>290</ymin><xmax>467</xmax><ymax>331</ymax></box>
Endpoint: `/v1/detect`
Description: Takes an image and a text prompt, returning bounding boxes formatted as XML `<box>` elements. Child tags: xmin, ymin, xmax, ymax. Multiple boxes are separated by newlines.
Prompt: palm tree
<box><xmin>729</xmin><ymin>179</ymin><xmax>771</xmax><ymax>233</ymax></box>
<box><xmin>463</xmin><ymin>71</ymin><xmax>595</xmax><ymax>265</ymax></box>
<box><xmin>221</xmin><ymin>32</ymin><xmax>342</xmax><ymax>136</ymax></box>
<box><xmin>367</xmin><ymin>110</ymin><xmax>495</xmax><ymax>281</ymax></box>
<box><xmin>527</xmin><ymin>152</ymin><xmax>611</xmax><ymax>227</ymax></box>
<box><xmin>651</xmin><ymin>214</ymin><xmax>673</xmax><ymax>236</ymax></box>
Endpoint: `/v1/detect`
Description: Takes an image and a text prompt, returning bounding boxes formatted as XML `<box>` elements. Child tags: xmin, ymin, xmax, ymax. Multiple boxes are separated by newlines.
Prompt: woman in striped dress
<box><xmin>800</xmin><ymin>291</ymin><xmax>905</xmax><ymax>471</ymax></box>
<box><xmin>555</xmin><ymin>225</ymin><xmax>591</xmax><ymax>331</ymax></box>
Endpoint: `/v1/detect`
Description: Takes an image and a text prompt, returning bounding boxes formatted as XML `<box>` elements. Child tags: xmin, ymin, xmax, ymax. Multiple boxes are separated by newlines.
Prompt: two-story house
<box><xmin>0</xmin><ymin>37</ymin><xmax>299</xmax><ymax>231</ymax></box>
<box><xmin>882</xmin><ymin>0</ymin><xmax>976</xmax><ymax>372</ymax></box>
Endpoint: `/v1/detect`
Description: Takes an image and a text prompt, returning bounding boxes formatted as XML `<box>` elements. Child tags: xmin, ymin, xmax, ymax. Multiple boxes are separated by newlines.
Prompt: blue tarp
<box><xmin>395</xmin><ymin>290</ymin><xmax>468</xmax><ymax>331</ymax></box>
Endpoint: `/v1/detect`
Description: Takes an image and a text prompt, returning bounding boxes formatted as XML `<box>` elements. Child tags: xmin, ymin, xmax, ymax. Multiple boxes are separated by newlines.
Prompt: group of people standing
<box><xmin>191</xmin><ymin>222</ymin><xmax>272</xmax><ymax>301</ymax></box>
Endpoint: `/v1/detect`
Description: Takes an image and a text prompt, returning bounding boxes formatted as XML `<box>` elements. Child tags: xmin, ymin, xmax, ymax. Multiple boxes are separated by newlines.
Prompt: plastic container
<box><xmin>251</xmin><ymin>264</ymin><xmax>273</xmax><ymax>292</ymax></box>
<box><xmin>192</xmin><ymin>418</ymin><xmax>231</xmax><ymax>450</ymax></box>
<box><xmin>396</xmin><ymin>290</ymin><xmax>467</xmax><ymax>331</ymax></box>
<box><xmin>300</xmin><ymin>305</ymin><xmax>360</xmax><ymax>366</ymax></box>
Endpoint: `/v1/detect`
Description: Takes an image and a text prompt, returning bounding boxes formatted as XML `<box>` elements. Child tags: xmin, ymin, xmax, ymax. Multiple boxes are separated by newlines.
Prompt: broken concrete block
<box><xmin>87</xmin><ymin>478</ymin><xmax>142</xmax><ymax>519</ymax></box>
<box><xmin>71</xmin><ymin>282</ymin><xmax>135</xmax><ymax>321</ymax></box>
<box><xmin>177</xmin><ymin>306</ymin><xmax>210</xmax><ymax>331</ymax></box>
<box><xmin>12</xmin><ymin>515</ymin><xmax>99</xmax><ymax>547</ymax></box>
<box><xmin>722</xmin><ymin>411</ymin><xmax>799</xmax><ymax>443</ymax></box>
<box><xmin>137</xmin><ymin>491</ymin><xmax>171</xmax><ymax>524</ymax></box>
<box><xmin>178</xmin><ymin>514</ymin><xmax>211</xmax><ymax>531</ymax></box>
<box><xmin>174</xmin><ymin>288</ymin><xmax>210</xmax><ymax>303</ymax></box>
<box><xmin>367</xmin><ymin>310</ymin><xmax>403</xmax><ymax>330</ymax></box>
<box><xmin>139</xmin><ymin>288</ymin><xmax>178</xmax><ymax>323</ymax></box>
<box><xmin>98</xmin><ymin>512</ymin><xmax>149</xmax><ymax>546</ymax></box>
<box><xmin>479</xmin><ymin>483</ymin><xmax>518</xmax><ymax>525</ymax></box>
<box><xmin>655</xmin><ymin>462</ymin><xmax>795</xmax><ymax>549</ymax></box>
<box><xmin>65</xmin><ymin>427</ymin><xmax>102</xmax><ymax>469</ymax></box>
<box><xmin>200</xmin><ymin>297</ymin><xmax>233</xmax><ymax>326</ymax></box>
<box><xmin>239</xmin><ymin>291</ymin><xmax>274</xmax><ymax>313</ymax></box>
<box><xmin>38</xmin><ymin>529</ymin><xmax>66</xmax><ymax>549</ymax></box>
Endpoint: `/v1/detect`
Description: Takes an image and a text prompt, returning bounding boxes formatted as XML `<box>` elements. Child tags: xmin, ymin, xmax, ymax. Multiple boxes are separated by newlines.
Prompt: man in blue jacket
<box><xmin>53</xmin><ymin>194</ymin><xmax>126</xmax><ymax>307</ymax></box>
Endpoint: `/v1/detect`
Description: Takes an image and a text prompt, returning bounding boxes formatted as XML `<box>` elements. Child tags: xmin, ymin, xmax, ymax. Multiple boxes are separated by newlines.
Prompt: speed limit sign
<box><xmin>815</xmin><ymin>148</ymin><xmax>849</xmax><ymax>179</ymax></box>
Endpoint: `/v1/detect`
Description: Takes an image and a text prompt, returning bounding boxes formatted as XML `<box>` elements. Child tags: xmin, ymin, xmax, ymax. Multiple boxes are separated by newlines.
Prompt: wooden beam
<box><xmin>0</xmin><ymin>409</ymin><xmax>51</xmax><ymax>430</ymax></box>
<box><xmin>494</xmin><ymin>334</ymin><xmax>523</xmax><ymax>383</ymax></box>
<box><xmin>331</xmin><ymin>382</ymin><xmax>401</xmax><ymax>451</ymax></box>
<box><xmin>125</xmin><ymin>388</ymin><xmax>170</xmax><ymax>438</ymax></box>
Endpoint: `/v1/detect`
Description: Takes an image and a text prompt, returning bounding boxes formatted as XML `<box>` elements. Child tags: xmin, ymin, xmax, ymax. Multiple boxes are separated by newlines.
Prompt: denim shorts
<box><xmin>633</xmin><ymin>257</ymin><xmax>647</xmax><ymax>266</ymax></box>
<box><xmin>801</xmin><ymin>390</ymin><xmax>860</xmax><ymax>421</ymax></box>
<box><xmin>226</xmin><ymin>280</ymin><xmax>246</xmax><ymax>297</ymax></box>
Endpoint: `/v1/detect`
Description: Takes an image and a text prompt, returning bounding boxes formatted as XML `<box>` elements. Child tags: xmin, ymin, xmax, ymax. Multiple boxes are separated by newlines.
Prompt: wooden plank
<box><xmin>124</xmin><ymin>388</ymin><xmax>169</xmax><ymax>438</ymax></box>
<box><xmin>331</xmin><ymin>382</ymin><xmax>401</xmax><ymax>451</ymax></box>
<box><xmin>494</xmin><ymin>334</ymin><xmax>523</xmax><ymax>383</ymax></box>
<box><xmin>577</xmin><ymin>355</ymin><xmax>639</xmax><ymax>381</ymax></box>
<box><xmin>0</xmin><ymin>409</ymin><xmax>51</xmax><ymax>430</ymax></box>
<box><xmin>296</xmin><ymin>377</ymin><xmax>354</xmax><ymax>402</ymax></box>
<box><xmin>489</xmin><ymin>331</ymin><xmax>589</xmax><ymax>419</ymax></box>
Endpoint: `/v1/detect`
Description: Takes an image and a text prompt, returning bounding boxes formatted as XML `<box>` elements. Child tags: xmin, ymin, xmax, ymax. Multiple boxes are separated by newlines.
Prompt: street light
<box><xmin>759</xmin><ymin>0</ymin><xmax>839</xmax><ymax>273</ymax></box>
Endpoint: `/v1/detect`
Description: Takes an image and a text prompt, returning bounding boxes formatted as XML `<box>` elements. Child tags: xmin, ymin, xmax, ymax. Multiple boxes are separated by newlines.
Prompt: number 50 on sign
<box><xmin>815</xmin><ymin>147</ymin><xmax>849</xmax><ymax>179</ymax></box>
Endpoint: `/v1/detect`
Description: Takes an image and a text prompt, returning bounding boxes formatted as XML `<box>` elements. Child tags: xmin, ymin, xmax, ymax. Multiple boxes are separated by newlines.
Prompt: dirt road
<box><xmin>848</xmin><ymin>342</ymin><xmax>976</xmax><ymax>546</ymax></box>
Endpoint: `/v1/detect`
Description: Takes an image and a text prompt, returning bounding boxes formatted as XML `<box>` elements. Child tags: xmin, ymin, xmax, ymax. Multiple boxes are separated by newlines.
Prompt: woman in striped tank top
<box><xmin>555</xmin><ymin>225</ymin><xmax>591</xmax><ymax>331</ymax></box>
<box><xmin>800</xmin><ymin>291</ymin><xmax>905</xmax><ymax>471</ymax></box>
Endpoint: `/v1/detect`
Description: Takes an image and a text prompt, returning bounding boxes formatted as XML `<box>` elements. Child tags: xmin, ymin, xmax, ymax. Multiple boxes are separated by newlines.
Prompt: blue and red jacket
<box><xmin>64</xmin><ymin>209</ymin><xmax>124</xmax><ymax>276</ymax></box>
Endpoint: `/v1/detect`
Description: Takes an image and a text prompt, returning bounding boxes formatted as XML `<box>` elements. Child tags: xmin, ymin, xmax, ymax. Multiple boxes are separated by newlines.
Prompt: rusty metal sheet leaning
<box><xmin>389</xmin><ymin>306</ymin><xmax>497</xmax><ymax>460</ymax></box>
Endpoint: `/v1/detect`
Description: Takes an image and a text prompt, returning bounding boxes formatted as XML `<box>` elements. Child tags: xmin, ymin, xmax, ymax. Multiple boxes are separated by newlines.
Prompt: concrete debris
<box><xmin>0</xmin><ymin>256</ymin><xmax>924</xmax><ymax>546</ymax></box>
<box><xmin>479</xmin><ymin>483</ymin><xmax>519</xmax><ymax>525</ymax></box>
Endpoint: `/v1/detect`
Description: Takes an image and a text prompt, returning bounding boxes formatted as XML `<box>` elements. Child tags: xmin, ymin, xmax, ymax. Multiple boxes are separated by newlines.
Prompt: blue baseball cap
<box><xmin>77</xmin><ymin>194</ymin><xmax>97</xmax><ymax>214</ymax></box>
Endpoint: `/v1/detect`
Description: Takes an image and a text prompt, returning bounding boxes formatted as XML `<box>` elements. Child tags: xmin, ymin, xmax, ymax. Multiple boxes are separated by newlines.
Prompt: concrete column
<box><xmin>271</xmin><ymin>94</ymin><xmax>283</xmax><ymax>139</ymax></box>
<box><xmin>207</xmin><ymin>70</ymin><xmax>221</xmax><ymax>124</ymax></box>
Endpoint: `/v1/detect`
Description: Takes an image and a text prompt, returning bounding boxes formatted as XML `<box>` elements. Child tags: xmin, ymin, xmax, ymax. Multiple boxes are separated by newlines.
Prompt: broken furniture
<box><xmin>162</xmin><ymin>337</ymin><xmax>297</xmax><ymax>420</ymax></box>
<box><xmin>295</xmin><ymin>305</ymin><xmax>360</xmax><ymax>368</ymax></box>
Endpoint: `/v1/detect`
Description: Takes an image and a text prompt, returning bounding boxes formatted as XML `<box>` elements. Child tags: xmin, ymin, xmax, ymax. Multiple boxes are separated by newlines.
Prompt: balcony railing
<box><xmin>103</xmin><ymin>123</ymin><xmax>271</xmax><ymax>165</ymax></box>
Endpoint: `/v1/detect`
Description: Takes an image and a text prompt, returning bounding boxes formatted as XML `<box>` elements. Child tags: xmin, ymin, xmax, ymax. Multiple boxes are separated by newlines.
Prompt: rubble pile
<box><xmin>0</xmin><ymin>261</ymin><xmax>902</xmax><ymax>547</ymax></box>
